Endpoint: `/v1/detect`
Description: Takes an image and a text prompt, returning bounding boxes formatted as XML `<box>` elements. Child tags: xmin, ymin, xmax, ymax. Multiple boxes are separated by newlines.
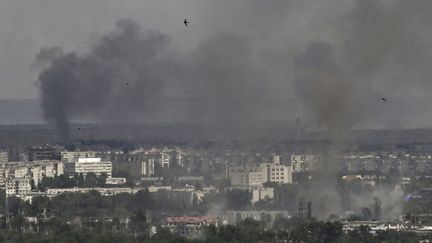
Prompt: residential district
<box><xmin>1</xmin><ymin>142</ymin><xmax>432</xmax><ymax>242</ymax></box>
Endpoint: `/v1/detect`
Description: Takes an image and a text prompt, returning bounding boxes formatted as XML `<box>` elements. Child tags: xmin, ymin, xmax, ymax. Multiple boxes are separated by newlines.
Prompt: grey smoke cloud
<box><xmin>35</xmin><ymin>0</ymin><xmax>432</xmax><ymax>139</ymax></box>
<box><xmin>37</xmin><ymin>19</ymin><xmax>269</xmax><ymax>141</ymax></box>
<box><xmin>294</xmin><ymin>41</ymin><xmax>359</xmax><ymax>130</ymax></box>
<box><xmin>290</xmin><ymin>0</ymin><xmax>432</xmax><ymax>219</ymax></box>
<box><xmin>37</xmin><ymin>19</ymin><xmax>170</xmax><ymax>141</ymax></box>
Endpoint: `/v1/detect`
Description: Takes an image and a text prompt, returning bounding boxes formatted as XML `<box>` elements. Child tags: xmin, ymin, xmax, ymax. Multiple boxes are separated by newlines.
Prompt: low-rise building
<box><xmin>165</xmin><ymin>215</ymin><xmax>218</xmax><ymax>237</ymax></box>
<box><xmin>47</xmin><ymin>187</ymin><xmax>136</xmax><ymax>196</ymax></box>
<box><xmin>141</xmin><ymin>177</ymin><xmax>164</xmax><ymax>186</ymax></box>
<box><xmin>176</xmin><ymin>176</ymin><xmax>204</xmax><ymax>187</ymax></box>
<box><xmin>105</xmin><ymin>177</ymin><xmax>127</xmax><ymax>185</ymax></box>
<box><xmin>221</xmin><ymin>210</ymin><xmax>290</xmax><ymax>224</ymax></box>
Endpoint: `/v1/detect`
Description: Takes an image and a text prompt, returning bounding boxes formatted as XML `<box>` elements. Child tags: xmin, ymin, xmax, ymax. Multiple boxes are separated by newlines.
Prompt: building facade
<box><xmin>228</xmin><ymin>166</ymin><xmax>267</xmax><ymax>188</ymax></box>
<box><xmin>67</xmin><ymin>158</ymin><xmax>112</xmax><ymax>177</ymax></box>
<box><xmin>6</xmin><ymin>177</ymin><xmax>32</xmax><ymax>200</ymax></box>
<box><xmin>261</xmin><ymin>163</ymin><xmax>293</xmax><ymax>184</ymax></box>
<box><xmin>291</xmin><ymin>154</ymin><xmax>317</xmax><ymax>172</ymax></box>
<box><xmin>61</xmin><ymin>151</ymin><xmax>98</xmax><ymax>163</ymax></box>
<box><xmin>112</xmin><ymin>160</ymin><xmax>154</xmax><ymax>177</ymax></box>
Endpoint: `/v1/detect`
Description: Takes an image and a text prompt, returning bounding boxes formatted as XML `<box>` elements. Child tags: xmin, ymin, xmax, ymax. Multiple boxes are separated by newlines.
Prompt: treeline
<box><xmin>2</xmin><ymin>189</ymin><xmax>275</xmax><ymax>221</ymax></box>
<box><xmin>5</xmin><ymin>189</ymin><xmax>172</xmax><ymax>220</ymax></box>
<box><xmin>38</xmin><ymin>173</ymin><xmax>108</xmax><ymax>191</ymax></box>
<box><xmin>0</xmin><ymin>218</ymin><xmax>431</xmax><ymax>243</ymax></box>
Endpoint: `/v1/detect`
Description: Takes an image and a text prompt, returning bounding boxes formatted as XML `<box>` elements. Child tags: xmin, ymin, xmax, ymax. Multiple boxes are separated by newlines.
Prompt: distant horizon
<box><xmin>1</xmin><ymin>97</ymin><xmax>432</xmax><ymax>130</ymax></box>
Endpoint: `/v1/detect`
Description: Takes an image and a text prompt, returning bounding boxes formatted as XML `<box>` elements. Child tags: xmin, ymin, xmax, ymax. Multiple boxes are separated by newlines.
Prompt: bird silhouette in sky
<box><xmin>184</xmin><ymin>19</ymin><xmax>190</xmax><ymax>27</ymax></box>
<box><xmin>381</xmin><ymin>97</ymin><xmax>388</xmax><ymax>103</ymax></box>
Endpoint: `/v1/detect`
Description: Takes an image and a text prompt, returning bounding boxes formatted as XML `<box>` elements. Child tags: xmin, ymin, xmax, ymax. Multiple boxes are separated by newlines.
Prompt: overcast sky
<box><xmin>0</xmin><ymin>0</ymin><xmax>192</xmax><ymax>99</ymax></box>
<box><xmin>0</xmin><ymin>0</ymin><xmax>418</xmax><ymax>99</ymax></box>
<box><xmin>2</xmin><ymin>0</ymin><xmax>432</xmax><ymax>128</ymax></box>
<box><xmin>2</xmin><ymin>0</ymin><xmax>287</xmax><ymax>99</ymax></box>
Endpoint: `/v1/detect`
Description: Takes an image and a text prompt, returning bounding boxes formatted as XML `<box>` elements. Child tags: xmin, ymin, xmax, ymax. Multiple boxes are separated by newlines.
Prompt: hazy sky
<box><xmin>0</xmin><ymin>0</ymin><xmax>193</xmax><ymax>99</ymax></box>
<box><xmin>3</xmin><ymin>0</ymin><xmax>432</xmax><ymax>128</ymax></box>
<box><xmin>3</xmin><ymin>0</ymin><xmax>431</xmax><ymax>98</ymax></box>
<box><xmin>0</xmin><ymin>0</ymin><xmax>403</xmax><ymax>99</ymax></box>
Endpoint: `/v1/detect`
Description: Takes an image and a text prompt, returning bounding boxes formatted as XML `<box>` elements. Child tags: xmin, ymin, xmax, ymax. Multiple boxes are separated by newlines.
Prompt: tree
<box><xmin>30</xmin><ymin>179</ymin><xmax>36</xmax><ymax>191</ymax></box>
<box><xmin>97</xmin><ymin>173</ymin><xmax>108</xmax><ymax>187</ymax></box>
<box><xmin>83</xmin><ymin>173</ymin><xmax>98</xmax><ymax>188</ymax></box>
<box><xmin>225</xmin><ymin>189</ymin><xmax>251</xmax><ymax>210</ymax></box>
<box><xmin>347</xmin><ymin>225</ymin><xmax>374</xmax><ymax>243</ymax></box>
<box><xmin>192</xmin><ymin>194</ymin><xmax>199</xmax><ymax>208</ymax></box>
<box><xmin>194</xmin><ymin>182</ymin><xmax>203</xmax><ymax>191</ymax></box>
<box><xmin>77</xmin><ymin>173</ymin><xmax>85</xmax><ymax>187</ymax></box>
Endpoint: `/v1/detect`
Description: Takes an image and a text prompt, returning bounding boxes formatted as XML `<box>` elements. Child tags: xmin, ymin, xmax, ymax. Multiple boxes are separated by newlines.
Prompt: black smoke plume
<box><xmin>37</xmin><ymin>19</ymin><xmax>267</xmax><ymax>142</ymax></box>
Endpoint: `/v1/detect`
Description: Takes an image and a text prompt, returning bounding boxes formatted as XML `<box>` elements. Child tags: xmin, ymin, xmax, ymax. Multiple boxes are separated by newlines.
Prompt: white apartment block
<box><xmin>105</xmin><ymin>177</ymin><xmax>127</xmax><ymax>185</ymax></box>
<box><xmin>10</xmin><ymin>161</ymin><xmax>64</xmax><ymax>186</ymax></box>
<box><xmin>32</xmin><ymin>162</ymin><xmax>64</xmax><ymax>185</ymax></box>
<box><xmin>263</xmin><ymin>164</ymin><xmax>293</xmax><ymax>184</ymax></box>
<box><xmin>176</xmin><ymin>151</ymin><xmax>186</xmax><ymax>166</ymax></box>
<box><xmin>228</xmin><ymin>167</ymin><xmax>267</xmax><ymax>188</ymax></box>
<box><xmin>228</xmin><ymin>160</ymin><xmax>293</xmax><ymax>188</ymax></box>
<box><xmin>73</xmin><ymin>158</ymin><xmax>112</xmax><ymax>177</ymax></box>
<box><xmin>160</xmin><ymin>153</ymin><xmax>170</xmax><ymax>168</ymax></box>
<box><xmin>6</xmin><ymin>177</ymin><xmax>32</xmax><ymax>199</ymax></box>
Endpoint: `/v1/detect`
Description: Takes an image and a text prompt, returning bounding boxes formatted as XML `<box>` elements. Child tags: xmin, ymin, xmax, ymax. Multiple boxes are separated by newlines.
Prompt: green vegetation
<box><xmin>38</xmin><ymin>173</ymin><xmax>108</xmax><ymax>191</ymax></box>
<box><xmin>0</xmin><ymin>218</ymin><xmax>429</xmax><ymax>243</ymax></box>
<box><xmin>0</xmin><ymin>182</ymin><xmax>429</xmax><ymax>242</ymax></box>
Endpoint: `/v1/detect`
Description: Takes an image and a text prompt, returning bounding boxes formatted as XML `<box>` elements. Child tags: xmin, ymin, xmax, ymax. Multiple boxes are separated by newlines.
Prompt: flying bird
<box><xmin>381</xmin><ymin>97</ymin><xmax>387</xmax><ymax>103</ymax></box>
<box><xmin>184</xmin><ymin>19</ymin><xmax>189</xmax><ymax>27</ymax></box>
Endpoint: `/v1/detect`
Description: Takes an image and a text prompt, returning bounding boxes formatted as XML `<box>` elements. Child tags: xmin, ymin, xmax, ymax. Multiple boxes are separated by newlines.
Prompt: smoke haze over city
<box><xmin>2</xmin><ymin>1</ymin><xmax>432</xmax><ymax>242</ymax></box>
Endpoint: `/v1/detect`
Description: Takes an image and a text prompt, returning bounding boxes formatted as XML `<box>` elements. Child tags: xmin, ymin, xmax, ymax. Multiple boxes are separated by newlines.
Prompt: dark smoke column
<box><xmin>36</xmin><ymin>19</ymin><xmax>170</xmax><ymax>143</ymax></box>
<box><xmin>38</xmin><ymin>53</ymin><xmax>80</xmax><ymax>143</ymax></box>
